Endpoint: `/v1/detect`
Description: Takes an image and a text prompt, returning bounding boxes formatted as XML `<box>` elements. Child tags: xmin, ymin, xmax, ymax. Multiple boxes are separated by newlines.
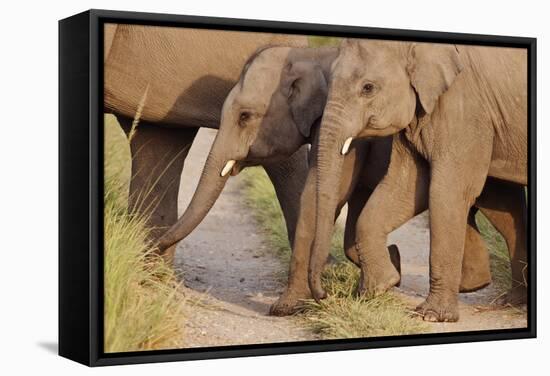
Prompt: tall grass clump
<box><xmin>103</xmin><ymin>115</ymin><xmax>186</xmax><ymax>352</ymax></box>
<box><xmin>240</xmin><ymin>166</ymin><xmax>426</xmax><ymax>338</ymax></box>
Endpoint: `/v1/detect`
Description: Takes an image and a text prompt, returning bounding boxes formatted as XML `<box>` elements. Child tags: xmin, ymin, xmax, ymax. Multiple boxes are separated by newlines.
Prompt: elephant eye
<box><xmin>361</xmin><ymin>82</ymin><xmax>376</xmax><ymax>96</ymax></box>
<box><xmin>288</xmin><ymin>78</ymin><xmax>300</xmax><ymax>99</ymax></box>
<box><xmin>239</xmin><ymin>111</ymin><xmax>252</xmax><ymax>127</ymax></box>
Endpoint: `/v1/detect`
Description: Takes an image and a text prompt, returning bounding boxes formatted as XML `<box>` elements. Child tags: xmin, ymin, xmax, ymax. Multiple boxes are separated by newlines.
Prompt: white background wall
<box><xmin>0</xmin><ymin>0</ymin><xmax>546</xmax><ymax>374</ymax></box>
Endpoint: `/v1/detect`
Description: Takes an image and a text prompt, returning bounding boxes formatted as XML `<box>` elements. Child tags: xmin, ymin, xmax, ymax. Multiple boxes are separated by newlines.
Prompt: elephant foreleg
<box><xmin>118</xmin><ymin>116</ymin><xmax>198</xmax><ymax>265</ymax></box>
<box><xmin>270</xmin><ymin>141</ymin><xmax>367</xmax><ymax>315</ymax></box>
<box><xmin>344</xmin><ymin>187</ymin><xmax>403</xmax><ymax>285</ymax></box>
<box><xmin>354</xmin><ymin>136</ymin><xmax>430</xmax><ymax>298</ymax></box>
<box><xmin>343</xmin><ymin>188</ymin><xmax>370</xmax><ymax>267</ymax></box>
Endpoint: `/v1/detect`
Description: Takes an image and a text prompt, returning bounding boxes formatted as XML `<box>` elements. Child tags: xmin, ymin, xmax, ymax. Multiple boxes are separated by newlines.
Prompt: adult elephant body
<box><xmin>103</xmin><ymin>24</ymin><xmax>308</xmax><ymax>262</ymax></box>
<box><xmin>310</xmin><ymin>40</ymin><xmax>528</xmax><ymax>322</ymax></box>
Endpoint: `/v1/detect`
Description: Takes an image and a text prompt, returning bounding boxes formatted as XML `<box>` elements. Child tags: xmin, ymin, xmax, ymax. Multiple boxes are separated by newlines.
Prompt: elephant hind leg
<box><xmin>270</xmin><ymin>161</ymin><xmax>316</xmax><ymax>316</ymax></box>
<box><xmin>460</xmin><ymin>207</ymin><xmax>492</xmax><ymax>292</ymax></box>
<box><xmin>118</xmin><ymin>116</ymin><xmax>198</xmax><ymax>265</ymax></box>
<box><xmin>476</xmin><ymin>178</ymin><xmax>527</xmax><ymax>305</ymax></box>
<box><xmin>263</xmin><ymin>146</ymin><xmax>309</xmax><ymax>247</ymax></box>
<box><xmin>354</xmin><ymin>139</ymin><xmax>430</xmax><ymax>298</ymax></box>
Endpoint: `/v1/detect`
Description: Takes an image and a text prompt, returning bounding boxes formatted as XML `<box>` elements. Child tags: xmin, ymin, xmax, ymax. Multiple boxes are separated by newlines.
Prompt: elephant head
<box><xmin>309</xmin><ymin>39</ymin><xmax>463</xmax><ymax>300</ymax></box>
<box><xmin>157</xmin><ymin>45</ymin><xmax>338</xmax><ymax>252</ymax></box>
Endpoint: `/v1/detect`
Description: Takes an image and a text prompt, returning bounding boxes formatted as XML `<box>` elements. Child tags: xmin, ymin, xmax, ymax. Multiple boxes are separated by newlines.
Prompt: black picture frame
<box><xmin>59</xmin><ymin>9</ymin><xmax>537</xmax><ymax>367</ymax></box>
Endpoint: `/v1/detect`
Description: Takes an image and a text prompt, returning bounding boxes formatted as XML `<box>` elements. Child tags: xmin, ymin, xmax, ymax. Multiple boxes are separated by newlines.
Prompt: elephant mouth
<box><xmin>230</xmin><ymin>161</ymin><xmax>244</xmax><ymax>176</ymax></box>
<box><xmin>220</xmin><ymin>160</ymin><xmax>245</xmax><ymax>177</ymax></box>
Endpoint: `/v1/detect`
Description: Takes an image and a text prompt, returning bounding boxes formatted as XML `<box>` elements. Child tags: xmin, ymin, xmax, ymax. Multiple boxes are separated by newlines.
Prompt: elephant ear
<box><xmin>285</xmin><ymin>61</ymin><xmax>328</xmax><ymax>138</ymax></box>
<box><xmin>407</xmin><ymin>43</ymin><xmax>464</xmax><ymax>114</ymax></box>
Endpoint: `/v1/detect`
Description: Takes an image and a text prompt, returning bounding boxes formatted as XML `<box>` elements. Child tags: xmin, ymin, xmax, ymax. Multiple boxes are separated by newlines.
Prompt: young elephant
<box><xmin>157</xmin><ymin>46</ymin><xmax>339</xmax><ymax>252</ymax></box>
<box><xmin>156</xmin><ymin>44</ymin><xmax>520</xmax><ymax>317</ymax></box>
<box><xmin>273</xmin><ymin>121</ymin><xmax>525</xmax><ymax>316</ymax></box>
<box><xmin>309</xmin><ymin>39</ymin><xmax>528</xmax><ymax>322</ymax></box>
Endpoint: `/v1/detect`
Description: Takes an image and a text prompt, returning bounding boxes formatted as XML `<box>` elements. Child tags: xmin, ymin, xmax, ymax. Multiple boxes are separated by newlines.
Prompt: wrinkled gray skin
<box><xmin>310</xmin><ymin>39</ymin><xmax>527</xmax><ymax>322</ymax></box>
<box><xmin>155</xmin><ymin>44</ymin><xmax>523</xmax><ymax>318</ymax></box>
<box><xmin>104</xmin><ymin>25</ymin><xmax>308</xmax><ymax>263</ymax></box>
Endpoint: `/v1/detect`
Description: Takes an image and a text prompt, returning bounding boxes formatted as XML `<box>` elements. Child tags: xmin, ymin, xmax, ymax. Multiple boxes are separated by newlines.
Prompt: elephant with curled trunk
<box><xmin>309</xmin><ymin>39</ymin><xmax>528</xmax><ymax>322</ymax></box>
<box><xmin>104</xmin><ymin>24</ymin><xmax>308</xmax><ymax>263</ymax></box>
<box><xmin>156</xmin><ymin>44</ymin><xmax>524</xmax><ymax>317</ymax></box>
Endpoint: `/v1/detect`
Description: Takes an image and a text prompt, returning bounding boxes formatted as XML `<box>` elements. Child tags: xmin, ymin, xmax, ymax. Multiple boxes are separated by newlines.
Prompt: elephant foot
<box><xmin>497</xmin><ymin>285</ymin><xmax>527</xmax><ymax>306</ymax></box>
<box><xmin>357</xmin><ymin>246</ymin><xmax>401</xmax><ymax>298</ymax></box>
<box><xmin>270</xmin><ymin>287</ymin><xmax>311</xmax><ymax>316</ymax></box>
<box><xmin>415</xmin><ymin>293</ymin><xmax>459</xmax><ymax>322</ymax></box>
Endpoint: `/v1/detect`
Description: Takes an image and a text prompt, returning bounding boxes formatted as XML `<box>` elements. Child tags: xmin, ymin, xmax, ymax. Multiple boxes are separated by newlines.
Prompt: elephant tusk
<box><xmin>341</xmin><ymin>137</ymin><xmax>353</xmax><ymax>155</ymax></box>
<box><xmin>220</xmin><ymin>160</ymin><xmax>236</xmax><ymax>177</ymax></box>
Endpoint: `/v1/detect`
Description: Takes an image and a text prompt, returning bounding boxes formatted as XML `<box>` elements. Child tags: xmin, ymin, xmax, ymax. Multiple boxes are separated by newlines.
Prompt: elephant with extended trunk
<box><xmin>103</xmin><ymin>24</ymin><xmax>308</xmax><ymax>263</ymax></box>
<box><xmin>156</xmin><ymin>46</ymin><xmax>339</xmax><ymax>253</ymax></box>
<box><xmin>156</xmin><ymin>43</ymin><xmax>524</xmax><ymax>317</ymax></box>
<box><xmin>309</xmin><ymin>39</ymin><xmax>528</xmax><ymax>322</ymax></box>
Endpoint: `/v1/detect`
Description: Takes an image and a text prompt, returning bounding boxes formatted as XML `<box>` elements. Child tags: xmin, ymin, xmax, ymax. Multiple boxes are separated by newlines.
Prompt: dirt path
<box><xmin>175</xmin><ymin>129</ymin><xmax>525</xmax><ymax>347</ymax></box>
<box><xmin>175</xmin><ymin>129</ymin><xmax>318</xmax><ymax>347</ymax></box>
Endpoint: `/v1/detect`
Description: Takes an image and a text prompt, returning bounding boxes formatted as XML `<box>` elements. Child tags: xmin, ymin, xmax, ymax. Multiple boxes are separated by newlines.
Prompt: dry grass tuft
<box><xmin>240</xmin><ymin>166</ymin><xmax>427</xmax><ymax>338</ymax></box>
<box><xmin>298</xmin><ymin>263</ymin><xmax>427</xmax><ymax>338</ymax></box>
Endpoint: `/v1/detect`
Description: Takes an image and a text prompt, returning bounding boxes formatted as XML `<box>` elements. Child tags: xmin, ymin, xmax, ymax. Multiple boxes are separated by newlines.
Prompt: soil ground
<box><xmin>175</xmin><ymin>129</ymin><xmax>526</xmax><ymax>347</ymax></box>
<box><xmin>176</xmin><ymin>129</ymin><xmax>319</xmax><ymax>347</ymax></box>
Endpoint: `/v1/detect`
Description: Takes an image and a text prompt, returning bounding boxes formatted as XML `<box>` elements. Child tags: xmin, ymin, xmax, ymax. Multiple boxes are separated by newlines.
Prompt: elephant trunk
<box><xmin>157</xmin><ymin>137</ymin><xmax>234</xmax><ymax>253</ymax></box>
<box><xmin>309</xmin><ymin>109</ymin><xmax>349</xmax><ymax>301</ymax></box>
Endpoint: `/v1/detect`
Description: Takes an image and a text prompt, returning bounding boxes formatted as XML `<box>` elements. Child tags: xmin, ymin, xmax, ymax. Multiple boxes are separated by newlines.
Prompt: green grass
<box><xmin>240</xmin><ymin>167</ymin><xmax>427</xmax><ymax>338</ymax></box>
<box><xmin>240</xmin><ymin>167</ymin><xmax>294</xmax><ymax>265</ymax></box>
<box><xmin>308</xmin><ymin>36</ymin><xmax>342</xmax><ymax>48</ymax></box>
<box><xmin>103</xmin><ymin>114</ymin><xmax>186</xmax><ymax>352</ymax></box>
<box><xmin>475</xmin><ymin>213</ymin><xmax>512</xmax><ymax>293</ymax></box>
<box><xmin>240</xmin><ymin>167</ymin><xmax>345</xmax><ymax>268</ymax></box>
